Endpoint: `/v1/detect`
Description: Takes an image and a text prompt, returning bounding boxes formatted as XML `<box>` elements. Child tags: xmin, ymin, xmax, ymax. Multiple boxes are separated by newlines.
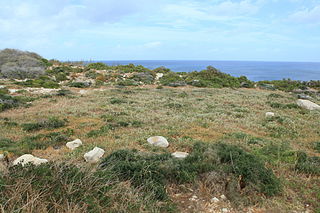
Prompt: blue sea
<box><xmin>99</xmin><ymin>60</ymin><xmax>320</xmax><ymax>81</ymax></box>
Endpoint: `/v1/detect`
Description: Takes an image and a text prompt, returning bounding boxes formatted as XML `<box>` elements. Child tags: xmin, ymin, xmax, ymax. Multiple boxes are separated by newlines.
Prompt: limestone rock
<box><xmin>147</xmin><ymin>136</ymin><xmax>169</xmax><ymax>148</ymax></box>
<box><xmin>265</xmin><ymin>112</ymin><xmax>275</xmax><ymax>117</ymax></box>
<box><xmin>172</xmin><ymin>151</ymin><xmax>189</xmax><ymax>159</ymax></box>
<box><xmin>0</xmin><ymin>154</ymin><xmax>4</xmax><ymax>161</ymax></box>
<box><xmin>296</xmin><ymin>99</ymin><xmax>320</xmax><ymax>110</ymax></box>
<box><xmin>13</xmin><ymin>154</ymin><xmax>48</xmax><ymax>166</ymax></box>
<box><xmin>84</xmin><ymin>147</ymin><xmax>105</xmax><ymax>163</ymax></box>
<box><xmin>66</xmin><ymin>139</ymin><xmax>83</xmax><ymax>150</ymax></box>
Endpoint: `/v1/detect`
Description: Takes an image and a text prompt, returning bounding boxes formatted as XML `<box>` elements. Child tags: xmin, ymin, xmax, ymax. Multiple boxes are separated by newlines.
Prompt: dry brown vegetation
<box><xmin>0</xmin><ymin>82</ymin><xmax>320</xmax><ymax>212</ymax></box>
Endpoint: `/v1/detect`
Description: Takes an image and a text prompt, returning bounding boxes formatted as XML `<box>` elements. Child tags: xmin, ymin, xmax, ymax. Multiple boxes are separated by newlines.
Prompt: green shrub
<box><xmin>159</xmin><ymin>72</ymin><xmax>183</xmax><ymax>86</ymax></box>
<box><xmin>68</xmin><ymin>82</ymin><xmax>91</xmax><ymax>88</ymax></box>
<box><xmin>314</xmin><ymin>142</ymin><xmax>320</xmax><ymax>153</ymax></box>
<box><xmin>110</xmin><ymin>98</ymin><xmax>127</xmax><ymax>104</ymax></box>
<box><xmin>86</xmin><ymin>62</ymin><xmax>109</xmax><ymax>70</ymax></box>
<box><xmin>295</xmin><ymin>152</ymin><xmax>320</xmax><ymax>175</ymax></box>
<box><xmin>22</xmin><ymin>117</ymin><xmax>68</xmax><ymax>132</ymax></box>
<box><xmin>0</xmin><ymin>93</ymin><xmax>29</xmax><ymax>112</ymax></box>
<box><xmin>15</xmin><ymin>77</ymin><xmax>60</xmax><ymax>88</ymax></box>
<box><xmin>100</xmin><ymin>142</ymin><xmax>281</xmax><ymax>202</ymax></box>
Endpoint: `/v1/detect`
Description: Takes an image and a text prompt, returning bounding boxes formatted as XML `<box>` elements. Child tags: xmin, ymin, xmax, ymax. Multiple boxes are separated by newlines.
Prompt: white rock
<box><xmin>221</xmin><ymin>208</ymin><xmax>229</xmax><ymax>213</ymax></box>
<box><xmin>0</xmin><ymin>154</ymin><xmax>4</xmax><ymax>161</ymax></box>
<box><xmin>211</xmin><ymin>197</ymin><xmax>220</xmax><ymax>203</ymax></box>
<box><xmin>155</xmin><ymin>73</ymin><xmax>164</xmax><ymax>80</ymax></box>
<box><xmin>172</xmin><ymin>151</ymin><xmax>189</xmax><ymax>159</ymax></box>
<box><xmin>297</xmin><ymin>99</ymin><xmax>320</xmax><ymax>110</ymax></box>
<box><xmin>147</xmin><ymin>136</ymin><xmax>169</xmax><ymax>148</ymax></box>
<box><xmin>0</xmin><ymin>85</ymin><xmax>5</xmax><ymax>89</ymax></box>
<box><xmin>66</xmin><ymin>139</ymin><xmax>83</xmax><ymax>150</ymax></box>
<box><xmin>79</xmin><ymin>89</ymin><xmax>87</xmax><ymax>95</ymax></box>
<box><xmin>265</xmin><ymin>112</ymin><xmax>275</xmax><ymax>117</ymax></box>
<box><xmin>84</xmin><ymin>147</ymin><xmax>105</xmax><ymax>163</ymax></box>
<box><xmin>220</xmin><ymin>195</ymin><xmax>227</xmax><ymax>200</ymax></box>
<box><xmin>13</xmin><ymin>154</ymin><xmax>48</xmax><ymax>166</ymax></box>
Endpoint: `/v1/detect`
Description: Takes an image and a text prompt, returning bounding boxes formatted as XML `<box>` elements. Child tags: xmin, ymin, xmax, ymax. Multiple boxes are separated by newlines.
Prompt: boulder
<box><xmin>147</xmin><ymin>136</ymin><xmax>169</xmax><ymax>148</ymax></box>
<box><xmin>13</xmin><ymin>154</ymin><xmax>48</xmax><ymax>166</ymax></box>
<box><xmin>84</xmin><ymin>147</ymin><xmax>105</xmax><ymax>163</ymax></box>
<box><xmin>172</xmin><ymin>151</ymin><xmax>189</xmax><ymax>159</ymax></box>
<box><xmin>265</xmin><ymin>112</ymin><xmax>275</xmax><ymax>117</ymax></box>
<box><xmin>66</xmin><ymin>139</ymin><xmax>83</xmax><ymax>150</ymax></box>
<box><xmin>296</xmin><ymin>99</ymin><xmax>320</xmax><ymax>110</ymax></box>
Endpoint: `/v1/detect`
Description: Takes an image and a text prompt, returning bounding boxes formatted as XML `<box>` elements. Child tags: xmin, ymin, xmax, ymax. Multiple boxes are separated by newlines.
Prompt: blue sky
<box><xmin>0</xmin><ymin>0</ymin><xmax>319</xmax><ymax>61</ymax></box>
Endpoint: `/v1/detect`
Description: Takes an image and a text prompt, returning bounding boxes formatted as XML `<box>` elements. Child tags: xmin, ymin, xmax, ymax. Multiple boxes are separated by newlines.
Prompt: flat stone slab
<box><xmin>297</xmin><ymin>99</ymin><xmax>320</xmax><ymax>110</ymax></box>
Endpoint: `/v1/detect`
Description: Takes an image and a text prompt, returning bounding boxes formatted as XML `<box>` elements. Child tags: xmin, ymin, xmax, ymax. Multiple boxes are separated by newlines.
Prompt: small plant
<box><xmin>110</xmin><ymin>98</ymin><xmax>127</xmax><ymax>104</ymax></box>
<box><xmin>295</xmin><ymin>152</ymin><xmax>320</xmax><ymax>175</ymax></box>
<box><xmin>314</xmin><ymin>142</ymin><xmax>320</xmax><ymax>153</ymax></box>
<box><xmin>22</xmin><ymin>117</ymin><xmax>68</xmax><ymax>132</ymax></box>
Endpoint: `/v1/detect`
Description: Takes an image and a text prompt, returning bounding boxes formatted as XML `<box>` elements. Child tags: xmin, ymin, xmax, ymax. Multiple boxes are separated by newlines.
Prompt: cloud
<box><xmin>289</xmin><ymin>5</ymin><xmax>320</xmax><ymax>24</ymax></box>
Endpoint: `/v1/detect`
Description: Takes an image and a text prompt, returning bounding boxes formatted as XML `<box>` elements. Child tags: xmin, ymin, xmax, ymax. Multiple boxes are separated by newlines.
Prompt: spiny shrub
<box><xmin>0</xmin><ymin>92</ymin><xmax>29</xmax><ymax>112</ymax></box>
<box><xmin>15</xmin><ymin>76</ymin><xmax>60</xmax><ymax>88</ymax></box>
<box><xmin>22</xmin><ymin>117</ymin><xmax>68</xmax><ymax>132</ymax></box>
<box><xmin>86</xmin><ymin>62</ymin><xmax>109</xmax><ymax>70</ymax></box>
<box><xmin>100</xmin><ymin>142</ymin><xmax>281</xmax><ymax>202</ymax></box>
<box><xmin>0</xmin><ymin>130</ymin><xmax>73</xmax><ymax>154</ymax></box>
<box><xmin>68</xmin><ymin>81</ymin><xmax>91</xmax><ymax>88</ymax></box>
<box><xmin>1</xmin><ymin>163</ymin><xmax>112</xmax><ymax>212</ymax></box>
<box><xmin>295</xmin><ymin>152</ymin><xmax>320</xmax><ymax>175</ymax></box>
<box><xmin>314</xmin><ymin>142</ymin><xmax>320</xmax><ymax>153</ymax></box>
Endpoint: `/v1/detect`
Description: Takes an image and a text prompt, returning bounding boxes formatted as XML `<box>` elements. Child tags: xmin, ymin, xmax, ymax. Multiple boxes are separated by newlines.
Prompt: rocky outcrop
<box><xmin>296</xmin><ymin>99</ymin><xmax>320</xmax><ymax>110</ymax></box>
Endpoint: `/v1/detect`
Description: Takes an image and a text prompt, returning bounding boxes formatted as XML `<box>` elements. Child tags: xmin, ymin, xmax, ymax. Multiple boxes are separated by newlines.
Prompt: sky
<box><xmin>0</xmin><ymin>0</ymin><xmax>320</xmax><ymax>62</ymax></box>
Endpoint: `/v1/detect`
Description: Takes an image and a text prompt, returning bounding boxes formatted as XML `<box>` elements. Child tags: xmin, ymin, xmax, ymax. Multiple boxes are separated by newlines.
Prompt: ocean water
<box><xmin>100</xmin><ymin>60</ymin><xmax>320</xmax><ymax>81</ymax></box>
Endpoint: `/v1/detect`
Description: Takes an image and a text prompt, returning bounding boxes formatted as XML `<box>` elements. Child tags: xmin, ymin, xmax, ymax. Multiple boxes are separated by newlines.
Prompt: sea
<box><xmin>98</xmin><ymin>60</ymin><xmax>320</xmax><ymax>82</ymax></box>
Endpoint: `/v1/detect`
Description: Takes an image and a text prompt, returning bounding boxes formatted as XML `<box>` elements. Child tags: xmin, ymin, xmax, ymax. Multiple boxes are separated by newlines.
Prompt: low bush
<box><xmin>15</xmin><ymin>77</ymin><xmax>60</xmax><ymax>88</ymax></box>
<box><xmin>86</xmin><ymin>62</ymin><xmax>109</xmax><ymax>70</ymax></box>
<box><xmin>22</xmin><ymin>117</ymin><xmax>68</xmax><ymax>132</ymax></box>
<box><xmin>0</xmin><ymin>130</ymin><xmax>73</xmax><ymax>154</ymax></box>
<box><xmin>295</xmin><ymin>152</ymin><xmax>320</xmax><ymax>175</ymax></box>
<box><xmin>68</xmin><ymin>81</ymin><xmax>91</xmax><ymax>88</ymax></box>
<box><xmin>0</xmin><ymin>92</ymin><xmax>30</xmax><ymax>112</ymax></box>
<box><xmin>100</xmin><ymin>142</ymin><xmax>281</xmax><ymax>202</ymax></box>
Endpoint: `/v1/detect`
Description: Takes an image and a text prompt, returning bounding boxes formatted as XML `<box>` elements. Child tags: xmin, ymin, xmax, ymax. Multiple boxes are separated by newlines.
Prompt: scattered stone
<box><xmin>220</xmin><ymin>195</ymin><xmax>227</xmax><ymax>200</ymax></box>
<box><xmin>221</xmin><ymin>208</ymin><xmax>229</xmax><ymax>213</ymax></box>
<box><xmin>155</xmin><ymin>73</ymin><xmax>164</xmax><ymax>80</ymax></box>
<box><xmin>79</xmin><ymin>89</ymin><xmax>88</xmax><ymax>95</ymax></box>
<box><xmin>211</xmin><ymin>197</ymin><xmax>220</xmax><ymax>203</ymax></box>
<box><xmin>147</xmin><ymin>136</ymin><xmax>169</xmax><ymax>148</ymax></box>
<box><xmin>296</xmin><ymin>99</ymin><xmax>320</xmax><ymax>110</ymax></box>
<box><xmin>66</xmin><ymin>139</ymin><xmax>83</xmax><ymax>150</ymax></box>
<box><xmin>265</xmin><ymin>112</ymin><xmax>275</xmax><ymax>117</ymax></box>
<box><xmin>171</xmin><ymin>151</ymin><xmax>189</xmax><ymax>159</ymax></box>
<box><xmin>0</xmin><ymin>85</ymin><xmax>5</xmax><ymax>89</ymax></box>
<box><xmin>0</xmin><ymin>154</ymin><xmax>4</xmax><ymax>161</ymax></box>
<box><xmin>189</xmin><ymin>195</ymin><xmax>198</xmax><ymax>201</ymax></box>
<box><xmin>13</xmin><ymin>154</ymin><xmax>48</xmax><ymax>166</ymax></box>
<box><xmin>84</xmin><ymin>147</ymin><xmax>105</xmax><ymax>163</ymax></box>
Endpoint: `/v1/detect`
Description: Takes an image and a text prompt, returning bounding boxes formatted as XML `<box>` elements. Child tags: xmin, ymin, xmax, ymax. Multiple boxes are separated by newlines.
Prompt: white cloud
<box><xmin>289</xmin><ymin>5</ymin><xmax>320</xmax><ymax>24</ymax></box>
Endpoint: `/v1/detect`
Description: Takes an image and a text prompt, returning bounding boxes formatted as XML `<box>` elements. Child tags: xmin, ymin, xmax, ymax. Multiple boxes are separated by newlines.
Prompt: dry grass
<box><xmin>1</xmin><ymin>84</ymin><xmax>320</xmax><ymax>212</ymax></box>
